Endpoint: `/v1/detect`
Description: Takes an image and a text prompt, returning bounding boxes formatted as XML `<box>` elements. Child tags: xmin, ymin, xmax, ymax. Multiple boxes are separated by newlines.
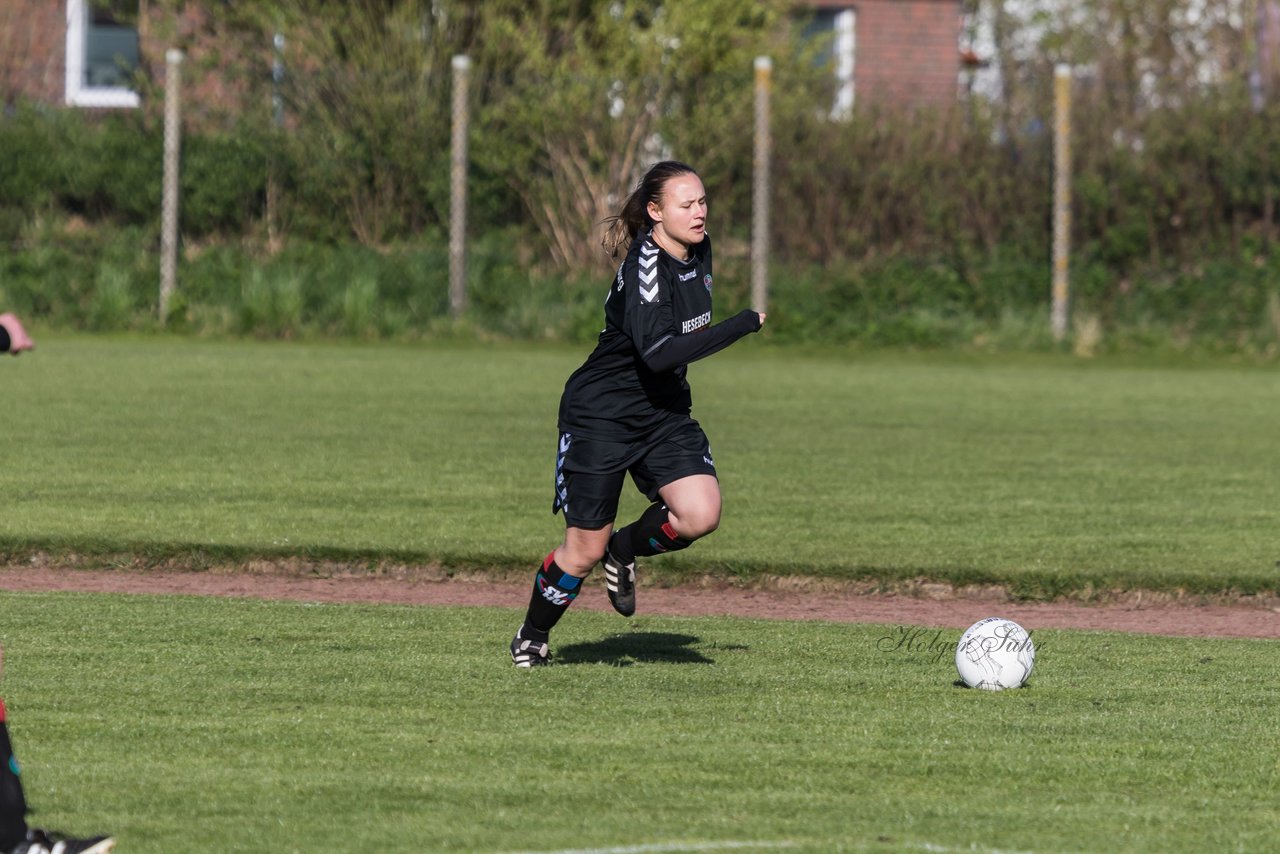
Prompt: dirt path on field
<box><xmin>1</xmin><ymin>564</ymin><xmax>1276</xmax><ymax>639</ymax></box>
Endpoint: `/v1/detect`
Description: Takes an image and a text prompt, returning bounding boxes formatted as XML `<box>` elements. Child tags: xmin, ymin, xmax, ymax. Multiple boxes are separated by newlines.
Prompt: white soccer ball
<box><xmin>955</xmin><ymin>617</ymin><xmax>1035</xmax><ymax>691</ymax></box>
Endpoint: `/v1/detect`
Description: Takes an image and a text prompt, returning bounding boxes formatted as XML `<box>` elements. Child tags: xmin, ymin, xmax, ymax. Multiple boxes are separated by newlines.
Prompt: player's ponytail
<box><xmin>602</xmin><ymin>160</ymin><xmax>699</xmax><ymax>259</ymax></box>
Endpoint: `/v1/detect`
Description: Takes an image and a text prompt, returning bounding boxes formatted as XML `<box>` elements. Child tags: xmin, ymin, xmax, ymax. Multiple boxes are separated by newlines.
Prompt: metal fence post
<box><xmin>751</xmin><ymin>56</ymin><xmax>772</xmax><ymax>315</ymax></box>
<box><xmin>449</xmin><ymin>55</ymin><xmax>471</xmax><ymax>319</ymax></box>
<box><xmin>159</xmin><ymin>48</ymin><xmax>183</xmax><ymax>321</ymax></box>
<box><xmin>1051</xmin><ymin>63</ymin><xmax>1072</xmax><ymax>342</ymax></box>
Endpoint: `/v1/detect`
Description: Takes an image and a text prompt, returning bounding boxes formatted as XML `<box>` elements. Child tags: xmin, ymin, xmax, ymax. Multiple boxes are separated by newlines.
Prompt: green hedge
<box><xmin>0</xmin><ymin>107</ymin><xmax>265</xmax><ymax>239</ymax></box>
<box><xmin>4</xmin><ymin>220</ymin><xmax>1278</xmax><ymax>357</ymax></box>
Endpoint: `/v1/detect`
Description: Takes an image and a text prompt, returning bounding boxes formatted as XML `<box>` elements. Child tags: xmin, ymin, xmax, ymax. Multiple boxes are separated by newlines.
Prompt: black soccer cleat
<box><xmin>11</xmin><ymin>829</ymin><xmax>115</xmax><ymax>854</ymax></box>
<box><xmin>510</xmin><ymin>633</ymin><xmax>551</xmax><ymax>668</ymax></box>
<box><xmin>602</xmin><ymin>548</ymin><xmax>636</xmax><ymax>617</ymax></box>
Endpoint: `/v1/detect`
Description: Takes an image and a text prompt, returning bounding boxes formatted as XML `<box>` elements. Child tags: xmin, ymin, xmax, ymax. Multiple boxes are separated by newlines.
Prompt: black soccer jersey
<box><xmin>557</xmin><ymin>231</ymin><xmax>760</xmax><ymax>442</ymax></box>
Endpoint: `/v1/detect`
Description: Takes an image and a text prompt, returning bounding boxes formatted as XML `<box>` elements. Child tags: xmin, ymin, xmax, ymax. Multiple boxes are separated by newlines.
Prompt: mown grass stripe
<box><xmin>3</xmin><ymin>336</ymin><xmax>1278</xmax><ymax>598</ymax></box>
<box><xmin>2</xmin><ymin>591</ymin><xmax>1275</xmax><ymax>852</ymax></box>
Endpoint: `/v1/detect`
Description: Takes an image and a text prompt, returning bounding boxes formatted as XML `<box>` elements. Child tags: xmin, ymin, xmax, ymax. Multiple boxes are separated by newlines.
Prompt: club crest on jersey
<box><xmin>704</xmin><ymin>274</ymin><xmax>713</xmax><ymax>293</ymax></box>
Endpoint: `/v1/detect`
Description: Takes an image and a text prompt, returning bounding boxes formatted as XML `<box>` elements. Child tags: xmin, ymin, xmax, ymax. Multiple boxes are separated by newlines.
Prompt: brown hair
<box><xmin>601</xmin><ymin>160</ymin><xmax>700</xmax><ymax>259</ymax></box>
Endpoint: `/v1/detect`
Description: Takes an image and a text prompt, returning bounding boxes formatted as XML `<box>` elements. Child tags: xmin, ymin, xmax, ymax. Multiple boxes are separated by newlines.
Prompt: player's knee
<box><xmin>583</xmin><ymin>540</ymin><xmax>608</xmax><ymax>566</ymax></box>
<box><xmin>693</xmin><ymin>512</ymin><xmax>720</xmax><ymax>540</ymax></box>
<box><xmin>558</xmin><ymin>538</ymin><xmax>608</xmax><ymax>574</ymax></box>
<box><xmin>672</xmin><ymin>506</ymin><xmax>720</xmax><ymax>541</ymax></box>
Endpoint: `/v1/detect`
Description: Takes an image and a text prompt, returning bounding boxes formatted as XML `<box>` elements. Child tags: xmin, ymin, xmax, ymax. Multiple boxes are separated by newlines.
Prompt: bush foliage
<box><xmin>1</xmin><ymin>0</ymin><xmax>1278</xmax><ymax>354</ymax></box>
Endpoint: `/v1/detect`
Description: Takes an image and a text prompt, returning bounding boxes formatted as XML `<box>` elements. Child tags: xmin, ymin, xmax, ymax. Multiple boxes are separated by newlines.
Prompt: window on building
<box><xmin>802</xmin><ymin>6</ymin><xmax>856</xmax><ymax>120</ymax></box>
<box><xmin>66</xmin><ymin>0</ymin><xmax>141</xmax><ymax>108</ymax></box>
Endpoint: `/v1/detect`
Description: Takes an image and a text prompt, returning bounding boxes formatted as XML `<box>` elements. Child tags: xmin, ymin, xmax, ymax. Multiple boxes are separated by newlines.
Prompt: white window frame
<box><xmin>831</xmin><ymin>8</ymin><xmax>856</xmax><ymax>120</ymax></box>
<box><xmin>65</xmin><ymin>0</ymin><xmax>141</xmax><ymax>108</ymax></box>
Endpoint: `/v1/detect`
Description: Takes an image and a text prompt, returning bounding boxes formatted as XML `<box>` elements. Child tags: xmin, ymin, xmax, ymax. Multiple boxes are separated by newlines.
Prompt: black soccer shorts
<box><xmin>551</xmin><ymin>419</ymin><xmax>717</xmax><ymax>529</ymax></box>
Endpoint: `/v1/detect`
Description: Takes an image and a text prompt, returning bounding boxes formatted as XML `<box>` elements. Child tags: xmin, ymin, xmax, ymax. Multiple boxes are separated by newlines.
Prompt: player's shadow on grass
<box><xmin>557</xmin><ymin>632</ymin><xmax>714</xmax><ymax>666</ymax></box>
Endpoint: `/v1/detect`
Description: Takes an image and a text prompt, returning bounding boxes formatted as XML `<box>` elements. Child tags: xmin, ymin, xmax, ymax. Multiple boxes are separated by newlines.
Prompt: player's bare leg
<box><xmin>606</xmin><ymin>474</ymin><xmax>721</xmax><ymax>617</ymax></box>
<box><xmin>553</xmin><ymin>526</ymin><xmax>612</xmax><ymax>577</ymax></box>
<box><xmin>659</xmin><ymin>474</ymin><xmax>722</xmax><ymax>541</ymax></box>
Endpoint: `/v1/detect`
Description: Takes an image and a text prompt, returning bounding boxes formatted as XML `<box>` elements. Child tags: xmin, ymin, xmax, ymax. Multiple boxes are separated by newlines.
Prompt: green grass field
<box><xmin>1</xmin><ymin>591</ymin><xmax>1275</xmax><ymax>853</ymax></box>
<box><xmin>3</xmin><ymin>336</ymin><xmax>1278</xmax><ymax>597</ymax></box>
<box><xmin>3</xmin><ymin>336</ymin><xmax>1278</xmax><ymax>852</ymax></box>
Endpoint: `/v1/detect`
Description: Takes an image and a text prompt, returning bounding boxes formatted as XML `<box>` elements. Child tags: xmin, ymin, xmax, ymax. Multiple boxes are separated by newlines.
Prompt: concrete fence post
<box><xmin>751</xmin><ymin>56</ymin><xmax>772</xmax><ymax>315</ymax></box>
<box><xmin>1051</xmin><ymin>63</ymin><xmax>1072</xmax><ymax>342</ymax></box>
<box><xmin>159</xmin><ymin>48</ymin><xmax>184</xmax><ymax>321</ymax></box>
<box><xmin>449</xmin><ymin>55</ymin><xmax>471</xmax><ymax>319</ymax></box>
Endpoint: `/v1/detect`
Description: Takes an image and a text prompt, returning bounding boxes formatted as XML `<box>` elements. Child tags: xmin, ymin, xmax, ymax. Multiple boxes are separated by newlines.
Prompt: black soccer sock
<box><xmin>519</xmin><ymin>552</ymin><xmax>583</xmax><ymax>642</ymax></box>
<box><xmin>0</xmin><ymin>702</ymin><xmax>30</xmax><ymax>851</ymax></box>
<box><xmin>0</xmin><ymin>327</ymin><xmax>10</xmax><ymax>353</ymax></box>
<box><xmin>610</xmin><ymin>502</ymin><xmax>692</xmax><ymax>564</ymax></box>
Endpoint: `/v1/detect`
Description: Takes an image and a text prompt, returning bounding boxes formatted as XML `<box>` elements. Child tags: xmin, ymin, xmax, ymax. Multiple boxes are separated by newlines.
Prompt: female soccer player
<box><xmin>511</xmin><ymin>160</ymin><xmax>766</xmax><ymax>667</ymax></box>
<box><xmin>1</xmin><ymin>646</ymin><xmax>114</xmax><ymax>854</ymax></box>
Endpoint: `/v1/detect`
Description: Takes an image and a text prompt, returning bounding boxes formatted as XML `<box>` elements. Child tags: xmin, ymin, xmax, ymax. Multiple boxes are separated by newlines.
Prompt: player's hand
<box><xmin>756</xmin><ymin>312</ymin><xmax>767</xmax><ymax>328</ymax></box>
<box><xmin>0</xmin><ymin>313</ymin><xmax>34</xmax><ymax>355</ymax></box>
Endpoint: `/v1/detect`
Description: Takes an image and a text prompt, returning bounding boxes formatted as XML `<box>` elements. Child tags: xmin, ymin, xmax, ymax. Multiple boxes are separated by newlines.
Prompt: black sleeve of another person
<box><xmin>0</xmin><ymin>328</ymin><xmax>9</xmax><ymax>352</ymax></box>
<box><xmin>640</xmin><ymin>309</ymin><xmax>761</xmax><ymax>374</ymax></box>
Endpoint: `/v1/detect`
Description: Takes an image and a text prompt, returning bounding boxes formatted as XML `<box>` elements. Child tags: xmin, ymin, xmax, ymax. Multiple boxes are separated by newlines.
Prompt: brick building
<box><xmin>0</xmin><ymin>0</ymin><xmax>79</xmax><ymax>107</ymax></box>
<box><xmin>0</xmin><ymin>1</ymin><xmax>963</xmax><ymax>112</ymax></box>
<box><xmin>0</xmin><ymin>0</ymin><xmax>237</xmax><ymax>112</ymax></box>
<box><xmin>805</xmin><ymin>0</ymin><xmax>964</xmax><ymax>109</ymax></box>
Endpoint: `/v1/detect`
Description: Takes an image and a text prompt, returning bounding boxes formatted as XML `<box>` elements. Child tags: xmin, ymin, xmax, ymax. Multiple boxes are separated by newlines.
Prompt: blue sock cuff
<box><xmin>537</xmin><ymin>560</ymin><xmax>582</xmax><ymax>598</ymax></box>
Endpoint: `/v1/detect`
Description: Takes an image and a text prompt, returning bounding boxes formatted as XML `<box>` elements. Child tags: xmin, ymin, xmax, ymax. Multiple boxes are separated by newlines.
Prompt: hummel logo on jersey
<box><xmin>615</xmin><ymin>266</ymin><xmax>625</xmax><ymax>291</ymax></box>
<box><xmin>678</xmin><ymin>269</ymin><xmax>697</xmax><ymax>282</ymax></box>
<box><xmin>682</xmin><ymin>310</ymin><xmax>711</xmax><ymax>334</ymax></box>
<box><xmin>637</xmin><ymin>243</ymin><xmax>660</xmax><ymax>302</ymax></box>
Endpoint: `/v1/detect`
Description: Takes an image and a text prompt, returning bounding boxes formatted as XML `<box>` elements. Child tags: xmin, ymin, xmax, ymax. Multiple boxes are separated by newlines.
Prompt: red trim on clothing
<box><xmin>543</xmin><ymin>551</ymin><xmax>557</xmax><ymax>571</ymax></box>
<box><xmin>0</xmin><ymin>697</ymin><xmax>6</xmax><ymax>723</ymax></box>
<box><xmin>661</xmin><ymin>522</ymin><xmax>678</xmax><ymax>541</ymax></box>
